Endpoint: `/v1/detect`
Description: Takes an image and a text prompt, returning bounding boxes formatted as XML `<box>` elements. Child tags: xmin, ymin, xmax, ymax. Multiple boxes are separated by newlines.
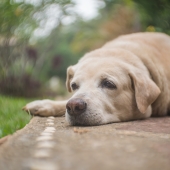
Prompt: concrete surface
<box><xmin>0</xmin><ymin>116</ymin><xmax>170</xmax><ymax>170</ymax></box>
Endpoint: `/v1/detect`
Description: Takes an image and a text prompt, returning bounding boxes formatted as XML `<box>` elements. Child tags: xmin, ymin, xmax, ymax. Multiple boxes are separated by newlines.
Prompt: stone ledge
<box><xmin>0</xmin><ymin>117</ymin><xmax>170</xmax><ymax>170</ymax></box>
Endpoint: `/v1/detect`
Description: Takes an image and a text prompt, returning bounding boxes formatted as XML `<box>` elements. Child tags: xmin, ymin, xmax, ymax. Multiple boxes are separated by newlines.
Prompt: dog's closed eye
<box><xmin>101</xmin><ymin>79</ymin><xmax>117</xmax><ymax>89</ymax></box>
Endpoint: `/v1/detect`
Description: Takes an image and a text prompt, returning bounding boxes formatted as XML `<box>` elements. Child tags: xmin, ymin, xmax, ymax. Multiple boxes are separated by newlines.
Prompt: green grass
<box><xmin>0</xmin><ymin>95</ymin><xmax>32</xmax><ymax>138</ymax></box>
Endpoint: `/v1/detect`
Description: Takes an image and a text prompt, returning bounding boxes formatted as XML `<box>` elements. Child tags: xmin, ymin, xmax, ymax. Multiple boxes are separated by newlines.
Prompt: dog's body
<box><xmin>24</xmin><ymin>32</ymin><xmax>170</xmax><ymax>126</ymax></box>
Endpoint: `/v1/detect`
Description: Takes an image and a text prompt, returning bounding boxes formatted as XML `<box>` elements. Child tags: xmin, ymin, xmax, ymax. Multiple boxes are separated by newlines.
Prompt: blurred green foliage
<box><xmin>0</xmin><ymin>0</ymin><xmax>170</xmax><ymax>97</ymax></box>
<box><xmin>133</xmin><ymin>0</ymin><xmax>170</xmax><ymax>34</ymax></box>
<box><xmin>0</xmin><ymin>95</ymin><xmax>31</xmax><ymax>138</ymax></box>
<box><xmin>0</xmin><ymin>0</ymin><xmax>36</xmax><ymax>38</ymax></box>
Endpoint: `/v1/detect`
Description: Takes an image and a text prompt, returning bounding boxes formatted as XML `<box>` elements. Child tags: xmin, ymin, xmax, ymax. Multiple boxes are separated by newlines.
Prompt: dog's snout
<box><xmin>66</xmin><ymin>98</ymin><xmax>87</xmax><ymax>116</ymax></box>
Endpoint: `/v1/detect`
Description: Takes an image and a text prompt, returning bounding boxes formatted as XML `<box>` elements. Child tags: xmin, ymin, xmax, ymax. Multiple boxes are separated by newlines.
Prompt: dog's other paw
<box><xmin>22</xmin><ymin>99</ymin><xmax>58</xmax><ymax>117</ymax></box>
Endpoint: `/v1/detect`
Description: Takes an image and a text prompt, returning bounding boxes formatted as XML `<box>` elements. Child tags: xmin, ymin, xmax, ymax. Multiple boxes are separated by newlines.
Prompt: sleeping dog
<box><xmin>23</xmin><ymin>32</ymin><xmax>170</xmax><ymax>126</ymax></box>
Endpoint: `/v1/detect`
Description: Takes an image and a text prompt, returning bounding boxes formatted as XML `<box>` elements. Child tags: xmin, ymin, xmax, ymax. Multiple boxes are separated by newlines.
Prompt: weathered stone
<box><xmin>0</xmin><ymin>117</ymin><xmax>170</xmax><ymax>170</ymax></box>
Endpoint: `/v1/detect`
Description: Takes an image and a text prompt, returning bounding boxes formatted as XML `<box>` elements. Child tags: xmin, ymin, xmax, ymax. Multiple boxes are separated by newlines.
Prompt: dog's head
<box><xmin>65</xmin><ymin>49</ymin><xmax>160</xmax><ymax>126</ymax></box>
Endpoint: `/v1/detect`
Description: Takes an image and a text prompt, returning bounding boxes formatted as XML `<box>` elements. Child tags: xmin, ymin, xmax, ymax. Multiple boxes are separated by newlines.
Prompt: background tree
<box><xmin>133</xmin><ymin>0</ymin><xmax>170</xmax><ymax>33</ymax></box>
<box><xmin>0</xmin><ymin>0</ymin><xmax>170</xmax><ymax>97</ymax></box>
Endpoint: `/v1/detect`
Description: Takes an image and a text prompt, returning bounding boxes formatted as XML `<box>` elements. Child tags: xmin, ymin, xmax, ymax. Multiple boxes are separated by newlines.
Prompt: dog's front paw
<box><xmin>22</xmin><ymin>100</ymin><xmax>56</xmax><ymax>116</ymax></box>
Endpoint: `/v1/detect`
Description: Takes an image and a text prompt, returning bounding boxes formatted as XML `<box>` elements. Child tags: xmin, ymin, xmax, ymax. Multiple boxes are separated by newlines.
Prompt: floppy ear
<box><xmin>129</xmin><ymin>72</ymin><xmax>160</xmax><ymax>114</ymax></box>
<box><xmin>66</xmin><ymin>66</ymin><xmax>74</xmax><ymax>92</ymax></box>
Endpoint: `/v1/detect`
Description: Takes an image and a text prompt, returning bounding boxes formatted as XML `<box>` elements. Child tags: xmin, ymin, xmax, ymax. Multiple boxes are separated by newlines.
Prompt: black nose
<box><xmin>66</xmin><ymin>98</ymin><xmax>87</xmax><ymax>116</ymax></box>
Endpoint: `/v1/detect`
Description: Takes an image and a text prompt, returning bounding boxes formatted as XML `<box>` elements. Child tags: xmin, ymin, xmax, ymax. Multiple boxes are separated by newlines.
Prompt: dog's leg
<box><xmin>23</xmin><ymin>100</ymin><xmax>67</xmax><ymax>117</ymax></box>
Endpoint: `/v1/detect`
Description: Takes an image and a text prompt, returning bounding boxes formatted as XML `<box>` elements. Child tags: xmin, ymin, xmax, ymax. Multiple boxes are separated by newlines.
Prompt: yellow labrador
<box><xmin>23</xmin><ymin>32</ymin><xmax>170</xmax><ymax>125</ymax></box>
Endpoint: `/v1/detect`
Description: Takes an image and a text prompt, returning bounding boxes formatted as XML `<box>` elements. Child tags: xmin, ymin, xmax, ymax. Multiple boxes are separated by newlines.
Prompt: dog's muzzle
<box><xmin>66</xmin><ymin>98</ymin><xmax>87</xmax><ymax>116</ymax></box>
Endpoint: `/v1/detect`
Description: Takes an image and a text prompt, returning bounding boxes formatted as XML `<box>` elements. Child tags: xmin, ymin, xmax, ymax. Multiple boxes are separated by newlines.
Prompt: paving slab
<box><xmin>0</xmin><ymin>116</ymin><xmax>170</xmax><ymax>170</ymax></box>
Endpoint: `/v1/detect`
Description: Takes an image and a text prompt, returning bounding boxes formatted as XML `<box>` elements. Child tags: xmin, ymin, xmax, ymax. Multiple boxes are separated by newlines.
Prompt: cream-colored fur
<box><xmin>23</xmin><ymin>32</ymin><xmax>170</xmax><ymax>126</ymax></box>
